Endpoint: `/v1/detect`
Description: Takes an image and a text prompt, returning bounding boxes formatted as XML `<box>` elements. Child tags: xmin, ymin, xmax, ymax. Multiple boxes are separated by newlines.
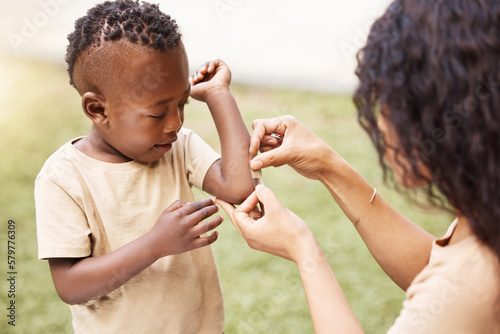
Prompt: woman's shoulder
<box><xmin>394</xmin><ymin>226</ymin><xmax>500</xmax><ymax>333</ymax></box>
<box><xmin>414</xmin><ymin>222</ymin><xmax>499</xmax><ymax>297</ymax></box>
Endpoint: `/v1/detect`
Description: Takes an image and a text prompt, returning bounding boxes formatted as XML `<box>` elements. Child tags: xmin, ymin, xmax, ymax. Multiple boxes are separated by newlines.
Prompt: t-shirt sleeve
<box><xmin>182</xmin><ymin>128</ymin><xmax>221</xmax><ymax>190</ymax></box>
<box><xmin>35</xmin><ymin>175</ymin><xmax>92</xmax><ymax>260</ymax></box>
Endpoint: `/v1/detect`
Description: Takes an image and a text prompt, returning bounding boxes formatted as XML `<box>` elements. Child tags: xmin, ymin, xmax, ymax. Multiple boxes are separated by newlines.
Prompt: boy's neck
<box><xmin>73</xmin><ymin>130</ymin><xmax>132</xmax><ymax>164</ymax></box>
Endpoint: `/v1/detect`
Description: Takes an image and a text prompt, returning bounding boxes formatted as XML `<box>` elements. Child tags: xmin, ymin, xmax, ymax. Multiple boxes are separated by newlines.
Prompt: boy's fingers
<box><xmin>188</xmin><ymin>204</ymin><xmax>219</xmax><ymax>224</ymax></box>
<box><xmin>207</xmin><ymin>61</ymin><xmax>215</xmax><ymax>73</ymax></box>
<box><xmin>198</xmin><ymin>63</ymin><xmax>207</xmax><ymax>73</ymax></box>
<box><xmin>194</xmin><ymin>231</ymin><xmax>219</xmax><ymax>248</ymax></box>
<box><xmin>162</xmin><ymin>200</ymin><xmax>187</xmax><ymax>214</ymax></box>
<box><xmin>182</xmin><ymin>198</ymin><xmax>216</xmax><ymax>215</ymax></box>
<box><xmin>194</xmin><ymin>215</ymin><xmax>223</xmax><ymax>237</ymax></box>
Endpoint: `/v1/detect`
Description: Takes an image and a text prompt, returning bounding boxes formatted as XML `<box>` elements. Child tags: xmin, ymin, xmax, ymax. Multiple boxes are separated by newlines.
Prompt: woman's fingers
<box><xmin>216</xmin><ymin>192</ymin><xmax>260</xmax><ymax>235</ymax></box>
<box><xmin>216</xmin><ymin>198</ymin><xmax>243</xmax><ymax>234</ymax></box>
<box><xmin>250</xmin><ymin>118</ymin><xmax>285</xmax><ymax>156</ymax></box>
<box><xmin>249</xmin><ymin>116</ymin><xmax>299</xmax><ymax>168</ymax></box>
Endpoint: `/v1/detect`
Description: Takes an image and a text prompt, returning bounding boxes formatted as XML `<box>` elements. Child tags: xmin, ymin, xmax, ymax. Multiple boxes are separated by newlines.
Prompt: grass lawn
<box><xmin>0</xmin><ymin>55</ymin><xmax>453</xmax><ymax>333</ymax></box>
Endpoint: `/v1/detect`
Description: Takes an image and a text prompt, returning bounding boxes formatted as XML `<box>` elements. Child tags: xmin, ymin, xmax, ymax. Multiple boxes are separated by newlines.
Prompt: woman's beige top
<box><xmin>388</xmin><ymin>220</ymin><xmax>500</xmax><ymax>333</ymax></box>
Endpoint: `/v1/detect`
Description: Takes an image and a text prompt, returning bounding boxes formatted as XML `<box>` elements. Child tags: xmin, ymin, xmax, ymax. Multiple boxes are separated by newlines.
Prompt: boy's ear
<box><xmin>81</xmin><ymin>92</ymin><xmax>109</xmax><ymax>126</ymax></box>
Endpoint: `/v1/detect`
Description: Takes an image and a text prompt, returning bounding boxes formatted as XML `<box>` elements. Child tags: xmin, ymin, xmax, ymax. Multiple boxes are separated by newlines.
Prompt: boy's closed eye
<box><xmin>149</xmin><ymin>113</ymin><xmax>167</xmax><ymax>119</ymax></box>
<box><xmin>148</xmin><ymin>99</ymin><xmax>190</xmax><ymax>119</ymax></box>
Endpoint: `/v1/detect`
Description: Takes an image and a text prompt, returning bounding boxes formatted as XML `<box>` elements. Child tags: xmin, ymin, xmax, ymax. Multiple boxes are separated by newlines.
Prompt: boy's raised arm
<box><xmin>190</xmin><ymin>59</ymin><xmax>254</xmax><ymax>204</ymax></box>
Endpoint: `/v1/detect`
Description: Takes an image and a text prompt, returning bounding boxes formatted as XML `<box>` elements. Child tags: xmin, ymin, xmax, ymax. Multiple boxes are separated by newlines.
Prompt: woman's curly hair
<box><xmin>65</xmin><ymin>0</ymin><xmax>181</xmax><ymax>89</ymax></box>
<box><xmin>354</xmin><ymin>0</ymin><xmax>500</xmax><ymax>259</ymax></box>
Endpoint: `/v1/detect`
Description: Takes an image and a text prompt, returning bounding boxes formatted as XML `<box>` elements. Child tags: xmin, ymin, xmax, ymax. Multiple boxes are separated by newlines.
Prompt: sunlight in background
<box><xmin>1</xmin><ymin>0</ymin><xmax>392</xmax><ymax>93</ymax></box>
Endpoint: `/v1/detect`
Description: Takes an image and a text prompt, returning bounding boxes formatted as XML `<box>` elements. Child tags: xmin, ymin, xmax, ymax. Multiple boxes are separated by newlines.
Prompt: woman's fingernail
<box><xmin>251</xmin><ymin>160</ymin><xmax>263</xmax><ymax>169</ymax></box>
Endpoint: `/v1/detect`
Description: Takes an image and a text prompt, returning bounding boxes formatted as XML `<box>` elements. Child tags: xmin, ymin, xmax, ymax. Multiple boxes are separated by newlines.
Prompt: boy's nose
<box><xmin>164</xmin><ymin>111</ymin><xmax>183</xmax><ymax>133</ymax></box>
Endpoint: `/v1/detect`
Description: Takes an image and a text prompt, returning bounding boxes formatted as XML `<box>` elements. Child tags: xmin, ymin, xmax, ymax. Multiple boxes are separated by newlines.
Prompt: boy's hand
<box><xmin>149</xmin><ymin>198</ymin><xmax>223</xmax><ymax>259</ymax></box>
<box><xmin>189</xmin><ymin>59</ymin><xmax>231</xmax><ymax>102</ymax></box>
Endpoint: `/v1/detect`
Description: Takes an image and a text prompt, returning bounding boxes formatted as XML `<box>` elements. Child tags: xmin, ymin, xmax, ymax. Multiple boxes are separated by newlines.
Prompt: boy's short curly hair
<box><xmin>354</xmin><ymin>0</ymin><xmax>500</xmax><ymax>259</ymax></box>
<box><xmin>66</xmin><ymin>0</ymin><xmax>181</xmax><ymax>90</ymax></box>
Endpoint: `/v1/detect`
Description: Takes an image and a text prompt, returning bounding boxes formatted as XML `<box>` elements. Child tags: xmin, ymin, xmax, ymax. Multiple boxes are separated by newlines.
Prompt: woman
<box><xmin>218</xmin><ymin>0</ymin><xmax>500</xmax><ymax>332</ymax></box>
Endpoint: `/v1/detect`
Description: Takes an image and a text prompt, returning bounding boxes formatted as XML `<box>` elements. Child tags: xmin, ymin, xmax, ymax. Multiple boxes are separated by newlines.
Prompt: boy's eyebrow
<box><xmin>148</xmin><ymin>86</ymin><xmax>191</xmax><ymax>108</ymax></box>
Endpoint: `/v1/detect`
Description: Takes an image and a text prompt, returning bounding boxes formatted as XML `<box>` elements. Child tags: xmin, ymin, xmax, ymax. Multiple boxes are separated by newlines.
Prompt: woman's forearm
<box><xmin>296</xmin><ymin>240</ymin><xmax>364</xmax><ymax>334</ymax></box>
<box><xmin>319</xmin><ymin>151</ymin><xmax>434</xmax><ymax>290</ymax></box>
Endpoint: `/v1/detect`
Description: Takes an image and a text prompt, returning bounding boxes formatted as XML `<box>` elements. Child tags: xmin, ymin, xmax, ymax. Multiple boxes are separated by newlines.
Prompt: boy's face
<box><xmin>95</xmin><ymin>42</ymin><xmax>190</xmax><ymax>163</ymax></box>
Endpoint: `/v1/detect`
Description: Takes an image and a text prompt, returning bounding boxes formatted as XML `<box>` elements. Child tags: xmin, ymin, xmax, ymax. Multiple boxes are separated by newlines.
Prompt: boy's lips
<box><xmin>153</xmin><ymin>136</ymin><xmax>177</xmax><ymax>152</ymax></box>
<box><xmin>156</xmin><ymin>135</ymin><xmax>178</xmax><ymax>146</ymax></box>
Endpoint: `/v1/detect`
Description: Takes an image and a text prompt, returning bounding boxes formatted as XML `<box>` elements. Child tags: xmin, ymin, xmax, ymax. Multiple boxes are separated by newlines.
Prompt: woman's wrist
<box><xmin>317</xmin><ymin>148</ymin><xmax>349</xmax><ymax>185</ymax></box>
<box><xmin>292</xmin><ymin>233</ymin><xmax>324</xmax><ymax>267</ymax></box>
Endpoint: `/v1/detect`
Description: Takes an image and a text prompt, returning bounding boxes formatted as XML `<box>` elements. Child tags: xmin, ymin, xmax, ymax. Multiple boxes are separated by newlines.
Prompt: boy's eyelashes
<box><xmin>148</xmin><ymin>99</ymin><xmax>190</xmax><ymax>119</ymax></box>
<box><xmin>149</xmin><ymin>113</ymin><xmax>166</xmax><ymax>119</ymax></box>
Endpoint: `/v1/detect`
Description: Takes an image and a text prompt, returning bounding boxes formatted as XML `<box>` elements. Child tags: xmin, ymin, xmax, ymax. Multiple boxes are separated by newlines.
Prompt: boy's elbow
<box><xmin>54</xmin><ymin>282</ymin><xmax>90</xmax><ymax>305</ymax></box>
<box><xmin>222</xmin><ymin>183</ymin><xmax>254</xmax><ymax>204</ymax></box>
<box><xmin>59</xmin><ymin>293</ymin><xmax>79</xmax><ymax>306</ymax></box>
<box><xmin>48</xmin><ymin>258</ymin><xmax>92</xmax><ymax>305</ymax></box>
<box><xmin>54</xmin><ymin>285</ymin><xmax>79</xmax><ymax>305</ymax></box>
<box><xmin>204</xmin><ymin>169</ymin><xmax>255</xmax><ymax>204</ymax></box>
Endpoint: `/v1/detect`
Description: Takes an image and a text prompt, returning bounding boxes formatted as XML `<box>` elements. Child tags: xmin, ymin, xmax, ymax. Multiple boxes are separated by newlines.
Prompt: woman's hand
<box><xmin>249</xmin><ymin>115</ymin><xmax>337</xmax><ymax>180</ymax></box>
<box><xmin>189</xmin><ymin>59</ymin><xmax>231</xmax><ymax>102</ymax></box>
<box><xmin>217</xmin><ymin>185</ymin><xmax>317</xmax><ymax>263</ymax></box>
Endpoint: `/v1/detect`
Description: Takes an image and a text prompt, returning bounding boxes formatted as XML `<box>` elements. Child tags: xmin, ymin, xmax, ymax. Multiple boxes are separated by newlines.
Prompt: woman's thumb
<box><xmin>255</xmin><ymin>185</ymin><xmax>283</xmax><ymax>209</ymax></box>
<box><xmin>250</xmin><ymin>147</ymin><xmax>287</xmax><ymax>170</ymax></box>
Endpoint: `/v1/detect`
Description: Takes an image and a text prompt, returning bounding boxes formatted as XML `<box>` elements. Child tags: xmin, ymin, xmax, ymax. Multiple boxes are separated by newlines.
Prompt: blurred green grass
<box><xmin>0</xmin><ymin>55</ymin><xmax>453</xmax><ymax>334</ymax></box>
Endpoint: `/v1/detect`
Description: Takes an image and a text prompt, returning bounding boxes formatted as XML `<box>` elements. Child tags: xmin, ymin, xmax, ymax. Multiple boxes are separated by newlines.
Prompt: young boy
<box><xmin>34</xmin><ymin>1</ymin><xmax>254</xmax><ymax>333</ymax></box>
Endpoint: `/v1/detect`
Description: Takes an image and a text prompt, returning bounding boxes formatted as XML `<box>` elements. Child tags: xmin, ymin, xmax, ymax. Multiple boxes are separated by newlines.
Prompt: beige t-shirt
<box><xmin>388</xmin><ymin>220</ymin><xmax>500</xmax><ymax>334</ymax></box>
<box><xmin>35</xmin><ymin>128</ymin><xmax>224</xmax><ymax>334</ymax></box>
